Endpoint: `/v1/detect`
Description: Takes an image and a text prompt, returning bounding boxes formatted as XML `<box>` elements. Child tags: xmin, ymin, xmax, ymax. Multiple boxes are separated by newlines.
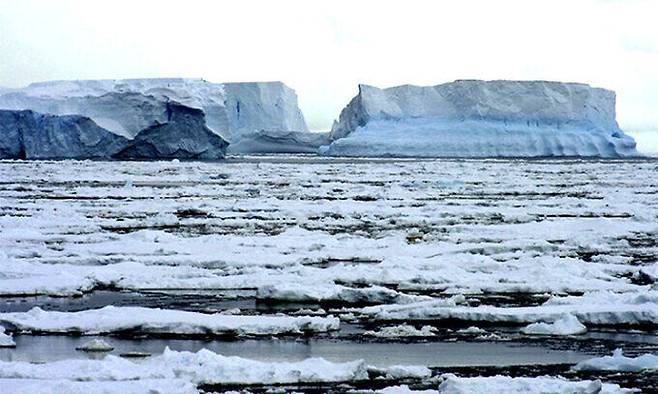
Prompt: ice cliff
<box><xmin>114</xmin><ymin>102</ymin><xmax>228</xmax><ymax>160</ymax></box>
<box><xmin>0</xmin><ymin>110</ymin><xmax>127</xmax><ymax>159</ymax></box>
<box><xmin>0</xmin><ymin>78</ymin><xmax>311</xmax><ymax>155</ymax></box>
<box><xmin>323</xmin><ymin>80</ymin><xmax>640</xmax><ymax>158</ymax></box>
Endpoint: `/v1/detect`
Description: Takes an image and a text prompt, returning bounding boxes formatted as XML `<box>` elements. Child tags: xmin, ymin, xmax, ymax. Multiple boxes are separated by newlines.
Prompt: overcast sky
<box><xmin>1</xmin><ymin>0</ymin><xmax>657</xmax><ymax>152</ymax></box>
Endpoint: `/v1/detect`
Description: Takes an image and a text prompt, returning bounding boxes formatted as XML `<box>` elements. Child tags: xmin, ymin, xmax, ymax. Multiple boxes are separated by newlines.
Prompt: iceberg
<box><xmin>0</xmin><ymin>78</ymin><xmax>314</xmax><ymax>154</ymax></box>
<box><xmin>322</xmin><ymin>80</ymin><xmax>640</xmax><ymax>158</ymax></box>
<box><xmin>114</xmin><ymin>102</ymin><xmax>228</xmax><ymax>160</ymax></box>
<box><xmin>0</xmin><ymin>109</ymin><xmax>127</xmax><ymax>159</ymax></box>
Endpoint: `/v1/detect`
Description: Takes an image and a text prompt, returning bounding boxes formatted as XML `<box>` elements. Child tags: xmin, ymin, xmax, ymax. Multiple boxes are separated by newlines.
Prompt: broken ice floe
<box><xmin>0</xmin><ymin>306</ymin><xmax>339</xmax><ymax>337</ymax></box>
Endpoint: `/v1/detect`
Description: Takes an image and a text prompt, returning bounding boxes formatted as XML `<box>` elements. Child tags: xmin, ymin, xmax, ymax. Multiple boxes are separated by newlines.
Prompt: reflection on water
<box><xmin>0</xmin><ymin>335</ymin><xmax>590</xmax><ymax>367</ymax></box>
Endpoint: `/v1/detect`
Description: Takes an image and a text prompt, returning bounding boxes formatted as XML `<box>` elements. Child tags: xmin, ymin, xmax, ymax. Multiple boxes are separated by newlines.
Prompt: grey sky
<box><xmin>1</xmin><ymin>0</ymin><xmax>657</xmax><ymax>152</ymax></box>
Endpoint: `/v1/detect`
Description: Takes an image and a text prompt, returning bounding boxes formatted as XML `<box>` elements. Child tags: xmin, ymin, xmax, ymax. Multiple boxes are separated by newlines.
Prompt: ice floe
<box><xmin>574</xmin><ymin>348</ymin><xmax>658</xmax><ymax>372</ymax></box>
<box><xmin>0</xmin><ymin>306</ymin><xmax>339</xmax><ymax>336</ymax></box>
<box><xmin>364</xmin><ymin>324</ymin><xmax>438</xmax><ymax>338</ymax></box>
<box><xmin>521</xmin><ymin>314</ymin><xmax>587</xmax><ymax>336</ymax></box>
<box><xmin>435</xmin><ymin>374</ymin><xmax>635</xmax><ymax>394</ymax></box>
<box><xmin>0</xmin><ymin>325</ymin><xmax>16</xmax><ymax>347</ymax></box>
<box><xmin>361</xmin><ymin>292</ymin><xmax>658</xmax><ymax>327</ymax></box>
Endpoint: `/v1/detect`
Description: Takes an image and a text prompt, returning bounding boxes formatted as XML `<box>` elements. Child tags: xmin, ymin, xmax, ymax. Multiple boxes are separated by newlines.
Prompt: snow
<box><xmin>0</xmin><ymin>325</ymin><xmax>16</xmax><ymax>347</ymax></box>
<box><xmin>0</xmin><ymin>156</ymin><xmax>654</xmax><ymax>390</ymax></box>
<box><xmin>521</xmin><ymin>314</ymin><xmax>587</xmax><ymax>336</ymax></box>
<box><xmin>361</xmin><ymin>296</ymin><xmax>658</xmax><ymax>326</ymax></box>
<box><xmin>0</xmin><ymin>379</ymin><xmax>198</xmax><ymax>394</ymax></box>
<box><xmin>370</xmin><ymin>365</ymin><xmax>432</xmax><ymax>379</ymax></box>
<box><xmin>0</xmin><ymin>158</ymin><xmax>655</xmax><ymax>332</ymax></box>
<box><xmin>75</xmin><ymin>338</ymin><xmax>114</xmax><ymax>352</ymax></box>
<box><xmin>0</xmin><ymin>306</ymin><xmax>339</xmax><ymax>336</ymax></box>
<box><xmin>379</xmin><ymin>386</ymin><xmax>439</xmax><ymax>394</ymax></box>
<box><xmin>0</xmin><ymin>78</ymin><xmax>310</xmax><ymax>150</ymax></box>
<box><xmin>0</xmin><ymin>347</ymin><xmax>369</xmax><ymax>385</ymax></box>
<box><xmin>456</xmin><ymin>326</ymin><xmax>486</xmax><ymax>335</ymax></box>
<box><xmin>364</xmin><ymin>324</ymin><xmax>437</xmax><ymax>338</ymax></box>
<box><xmin>436</xmin><ymin>374</ymin><xmax>635</xmax><ymax>394</ymax></box>
<box><xmin>324</xmin><ymin>80</ymin><xmax>639</xmax><ymax>158</ymax></box>
<box><xmin>574</xmin><ymin>348</ymin><xmax>658</xmax><ymax>372</ymax></box>
<box><xmin>257</xmin><ymin>283</ymin><xmax>431</xmax><ymax>304</ymax></box>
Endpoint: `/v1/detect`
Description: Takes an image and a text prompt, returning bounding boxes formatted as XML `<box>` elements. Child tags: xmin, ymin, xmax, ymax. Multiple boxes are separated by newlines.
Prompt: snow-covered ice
<box><xmin>0</xmin><ymin>325</ymin><xmax>16</xmax><ymax>347</ymax></box>
<box><xmin>75</xmin><ymin>338</ymin><xmax>114</xmax><ymax>352</ymax></box>
<box><xmin>364</xmin><ymin>324</ymin><xmax>437</xmax><ymax>338</ymax></box>
<box><xmin>0</xmin><ymin>347</ymin><xmax>432</xmax><ymax>388</ymax></box>
<box><xmin>574</xmin><ymin>348</ymin><xmax>658</xmax><ymax>372</ymax></box>
<box><xmin>323</xmin><ymin>80</ymin><xmax>639</xmax><ymax>158</ymax></box>
<box><xmin>361</xmin><ymin>295</ymin><xmax>658</xmax><ymax>326</ymax></box>
<box><xmin>0</xmin><ymin>378</ymin><xmax>198</xmax><ymax>394</ymax></box>
<box><xmin>435</xmin><ymin>374</ymin><xmax>635</xmax><ymax>394</ymax></box>
<box><xmin>0</xmin><ymin>156</ymin><xmax>655</xmax><ymax>390</ymax></box>
<box><xmin>521</xmin><ymin>314</ymin><xmax>587</xmax><ymax>336</ymax></box>
<box><xmin>0</xmin><ymin>306</ymin><xmax>339</xmax><ymax>336</ymax></box>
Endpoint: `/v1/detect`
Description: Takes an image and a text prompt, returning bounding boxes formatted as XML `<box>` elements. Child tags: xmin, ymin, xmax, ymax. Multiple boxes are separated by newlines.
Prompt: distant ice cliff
<box><xmin>323</xmin><ymin>80</ymin><xmax>639</xmax><ymax>158</ymax></box>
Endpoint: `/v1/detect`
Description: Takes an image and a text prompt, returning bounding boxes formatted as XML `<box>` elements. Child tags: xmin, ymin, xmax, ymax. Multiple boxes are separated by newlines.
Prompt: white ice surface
<box><xmin>435</xmin><ymin>374</ymin><xmax>635</xmax><ymax>394</ymax></box>
<box><xmin>574</xmin><ymin>348</ymin><xmax>658</xmax><ymax>372</ymax></box>
<box><xmin>325</xmin><ymin>80</ymin><xmax>639</xmax><ymax>158</ymax></box>
<box><xmin>0</xmin><ymin>306</ymin><xmax>339</xmax><ymax>336</ymax></box>
<box><xmin>361</xmin><ymin>292</ymin><xmax>658</xmax><ymax>326</ymax></box>
<box><xmin>0</xmin><ymin>325</ymin><xmax>15</xmax><ymax>347</ymax></box>
<box><xmin>521</xmin><ymin>314</ymin><xmax>587</xmax><ymax>336</ymax></box>
<box><xmin>364</xmin><ymin>324</ymin><xmax>437</xmax><ymax>338</ymax></box>
<box><xmin>0</xmin><ymin>78</ymin><xmax>309</xmax><ymax>145</ymax></box>
<box><xmin>0</xmin><ymin>378</ymin><xmax>198</xmax><ymax>394</ymax></box>
<box><xmin>0</xmin><ymin>159</ymin><xmax>656</xmax><ymax>329</ymax></box>
<box><xmin>0</xmin><ymin>347</ymin><xmax>433</xmax><ymax>390</ymax></box>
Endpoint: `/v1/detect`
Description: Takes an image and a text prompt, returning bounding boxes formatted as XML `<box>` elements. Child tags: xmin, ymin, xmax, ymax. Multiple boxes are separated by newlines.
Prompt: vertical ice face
<box><xmin>325</xmin><ymin>80</ymin><xmax>640</xmax><ymax>158</ymax></box>
<box><xmin>0</xmin><ymin>109</ymin><xmax>128</xmax><ymax>159</ymax></box>
<box><xmin>114</xmin><ymin>103</ymin><xmax>228</xmax><ymax>160</ymax></box>
<box><xmin>0</xmin><ymin>79</ymin><xmax>309</xmax><ymax>144</ymax></box>
<box><xmin>223</xmin><ymin>81</ymin><xmax>309</xmax><ymax>140</ymax></box>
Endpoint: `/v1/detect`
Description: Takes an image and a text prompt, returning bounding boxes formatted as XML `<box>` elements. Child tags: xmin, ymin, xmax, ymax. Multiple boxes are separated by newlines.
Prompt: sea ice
<box><xmin>521</xmin><ymin>314</ymin><xmax>587</xmax><ymax>336</ymax></box>
<box><xmin>574</xmin><ymin>348</ymin><xmax>658</xmax><ymax>372</ymax></box>
<box><xmin>0</xmin><ymin>306</ymin><xmax>339</xmax><ymax>336</ymax></box>
<box><xmin>0</xmin><ymin>325</ymin><xmax>16</xmax><ymax>347</ymax></box>
<box><xmin>436</xmin><ymin>374</ymin><xmax>634</xmax><ymax>394</ymax></box>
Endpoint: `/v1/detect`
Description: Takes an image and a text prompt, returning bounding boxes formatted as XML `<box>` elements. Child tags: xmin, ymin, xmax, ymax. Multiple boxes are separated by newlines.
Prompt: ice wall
<box><xmin>0</xmin><ymin>110</ymin><xmax>128</xmax><ymax>159</ymax></box>
<box><xmin>0</xmin><ymin>79</ymin><xmax>309</xmax><ymax>144</ymax></box>
<box><xmin>324</xmin><ymin>80</ymin><xmax>640</xmax><ymax>158</ymax></box>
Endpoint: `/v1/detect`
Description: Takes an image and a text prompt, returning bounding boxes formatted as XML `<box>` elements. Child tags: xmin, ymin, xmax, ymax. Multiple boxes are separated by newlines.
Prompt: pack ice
<box><xmin>0</xmin><ymin>78</ymin><xmax>313</xmax><ymax>158</ymax></box>
<box><xmin>322</xmin><ymin>80</ymin><xmax>640</xmax><ymax>158</ymax></box>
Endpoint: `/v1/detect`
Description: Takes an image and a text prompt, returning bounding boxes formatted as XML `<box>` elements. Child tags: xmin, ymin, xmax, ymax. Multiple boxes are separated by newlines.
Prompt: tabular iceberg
<box><xmin>0</xmin><ymin>78</ymin><xmax>313</xmax><ymax>156</ymax></box>
<box><xmin>322</xmin><ymin>80</ymin><xmax>640</xmax><ymax>158</ymax></box>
